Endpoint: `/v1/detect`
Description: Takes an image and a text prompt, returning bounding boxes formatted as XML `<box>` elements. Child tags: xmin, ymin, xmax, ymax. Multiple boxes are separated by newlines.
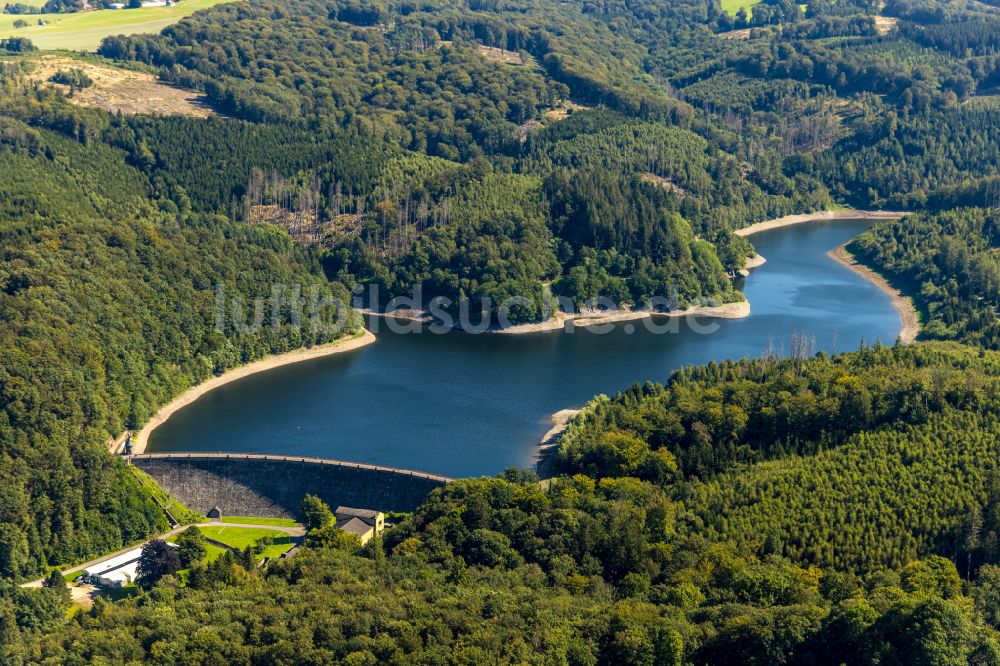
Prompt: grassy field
<box><xmin>0</xmin><ymin>0</ymin><xmax>239</xmax><ymax>51</ymax></box>
<box><xmin>257</xmin><ymin>541</ymin><xmax>295</xmax><ymax>559</ymax></box>
<box><xmin>169</xmin><ymin>526</ymin><xmax>294</xmax><ymax>565</ymax></box>
<box><xmin>166</xmin><ymin>532</ymin><xmax>228</xmax><ymax>559</ymax></box>
<box><xmin>199</xmin><ymin>526</ymin><xmax>295</xmax><ymax>556</ymax></box>
<box><xmin>220</xmin><ymin>516</ymin><xmax>300</xmax><ymax>528</ymax></box>
<box><xmin>719</xmin><ymin>0</ymin><xmax>808</xmax><ymax>18</ymax></box>
<box><xmin>720</xmin><ymin>0</ymin><xmax>762</xmax><ymax>16</ymax></box>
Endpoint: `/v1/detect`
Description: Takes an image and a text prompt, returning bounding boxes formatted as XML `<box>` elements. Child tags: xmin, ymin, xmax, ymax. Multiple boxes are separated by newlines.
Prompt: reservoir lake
<box><xmin>148</xmin><ymin>218</ymin><xmax>903</xmax><ymax>477</ymax></box>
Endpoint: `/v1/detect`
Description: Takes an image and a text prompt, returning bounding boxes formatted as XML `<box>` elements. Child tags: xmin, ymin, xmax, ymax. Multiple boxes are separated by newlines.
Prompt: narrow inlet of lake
<box><xmin>147</xmin><ymin>218</ymin><xmax>902</xmax><ymax>477</ymax></box>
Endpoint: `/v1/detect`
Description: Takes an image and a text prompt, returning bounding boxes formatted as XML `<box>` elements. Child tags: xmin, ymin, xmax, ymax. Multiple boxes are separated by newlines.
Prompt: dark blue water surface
<box><xmin>148</xmin><ymin>219</ymin><xmax>902</xmax><ymax>477</ymax></box>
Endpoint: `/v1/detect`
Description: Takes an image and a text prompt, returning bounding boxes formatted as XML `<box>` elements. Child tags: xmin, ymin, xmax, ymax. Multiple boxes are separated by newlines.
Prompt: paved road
<box><xmin>21</xmin><ymin>521</ymin><xmax>303</xmax><ymax>587</ymax></box>
<box><xmin>106</xmin><ymin>430</ymin><xmax>130</xmax><ymax>454</ymax></box>
<box><xmin>21</xmin><ymin>525</ymin><xmax>188</xmax><ymax>588</ymax></box>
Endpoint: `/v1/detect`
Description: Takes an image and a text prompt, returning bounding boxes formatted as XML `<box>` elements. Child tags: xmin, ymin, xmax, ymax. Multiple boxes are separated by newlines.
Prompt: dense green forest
<box><xmin>555</xmin><ymin>343</ymin><xmax>1000</xmax><ymax>572</ymax></box>
<box><xmin>6</xmin><ymin>0</ymin><xmax>1000</xmax><ymax>661</ymax></box>
<box><xmin>850</xmin><ymin>208</ymin><xmax>1000</xmax><ymax>349</ymax></box>
<box><xmin>0</xmin><ymin>80</ymin><xmax>360</xmax><ymax>580</ymax></box>
<box><xmin>83</xmin><ymin>0</ymin><xmax>1000</xmax><ymax>318</ymax></box>
<box><xmin>90</xmin><ymin>0</ymin><xmax>838</xmax><ymax>317</ymax></box>
<box><xmin>11</xmin><ymin>346</ymin><xmax>1000</xmax><ymax>664</ymax></box>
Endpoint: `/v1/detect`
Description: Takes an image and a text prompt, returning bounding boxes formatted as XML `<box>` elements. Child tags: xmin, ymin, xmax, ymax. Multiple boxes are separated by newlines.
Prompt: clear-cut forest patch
<box><xmin>24</xmin><ymin>55</ymin><xmax>213</xmax><ymax>117</ymax></box>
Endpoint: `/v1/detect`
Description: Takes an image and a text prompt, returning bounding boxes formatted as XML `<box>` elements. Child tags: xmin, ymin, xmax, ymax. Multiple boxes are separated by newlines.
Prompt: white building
<box><xmin>93</xmin><ymin>561</ymin><xmax>141</xmax><ymax>587</ymax></box>
<box><xmin>81</xmin><ymin>542</ymin><xmax>178</xmax><ymax>588</ymax></box>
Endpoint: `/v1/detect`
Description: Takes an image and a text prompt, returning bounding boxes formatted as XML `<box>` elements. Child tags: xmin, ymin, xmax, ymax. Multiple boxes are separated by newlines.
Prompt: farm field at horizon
<box><xmin>0</xmin><ymin>0</ymin><xmax>239</xmax><ymax>50</ymax></box>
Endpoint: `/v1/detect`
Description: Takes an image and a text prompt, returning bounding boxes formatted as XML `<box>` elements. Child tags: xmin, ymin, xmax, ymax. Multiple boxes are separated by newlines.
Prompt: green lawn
<box><xmin>200</xmin><ymin>526</ymin><xmax>285</xmax><ymax>549</ymax></box>
<box><xmin>169</xmin><ymin>525</ymin><xmax>295</xmax><ymax>569</ymax></box>
<box><xmin>719</xmin><ymin>0</ymin><xmax>807</xmax><ymax>18</ymax></box>
<box><xmin>720</xmin><ymin>0</ymin><xmax>761</xmax><ymax>17</ymax></box>
<box><xmin>197</xmin><ymin>541</ymin><xmax>228</xmax><ymax>562</ymax></box>
<box><xmin>220</xmin><ymin>516</ymin><xmax>300</xmax><ymax>528</ymax></box>
<box><xmin>0</xmin><ymin>0</ymin><xmax>240</xmax><ymax>51</ymax></box>
<box><xmin>257</xmin><ymin>542</ymin><xmax>295</xmax><ymax>559</ymax></box>
<box><xmin>199</xmin><ymin>526</ymin><xmax>295</xmax><ymax>558</ymax></box>
<box><xmin>167</xmin><ymin>534</ymin><xmax>238</xmax><ymax>566</ymax></box>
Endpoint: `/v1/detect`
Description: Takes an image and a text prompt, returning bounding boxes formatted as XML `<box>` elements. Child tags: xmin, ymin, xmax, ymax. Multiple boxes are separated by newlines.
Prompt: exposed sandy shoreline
<box><xmin>130</xmin><ymin>329</ymin><xmax>376</xmax><ymax>454</ymax></box>
<box><xmin>357</xmin><ymin>307</ymin><xmax>433</xmax><ymax>324</ymax></box>
<box><xmin>361</xmin><ymin>300</ymin><xmax>751</xmax><ymax>335</ymax></box>
<box><xmin>502</xmin><ymin>301</ymin><xmax>752</xmax><ymax>333</ymax></box>
<box><xmin>735</xmin><ymin>209</ymin><xmax>910</xmax><ymax>237</ymax></box>
<box><xmin>536</xmin><ymin>218</ymin><xmax>921</xmax><ymax>466</ymax></box>
<box><xmin>737</xmin><ymin>253</ymin><xmax>767</xmax><ymax>277</ymax></box>
<box><xmin>828</xmin><ymin>244</ymin><xmax>919</xmax><ymax>344</ymax></box>
<box><xmin>540</xmin><ymin>409</ymin><xmax>582</xmax><ymax>446</ymax></box>
<box><xmin>536</xmin><ymin>408</ymin><xmax>582</xmax><ymax>473</ymax></box>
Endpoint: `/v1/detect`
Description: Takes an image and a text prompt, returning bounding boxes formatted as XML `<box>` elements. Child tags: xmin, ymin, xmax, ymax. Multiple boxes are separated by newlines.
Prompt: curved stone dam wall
<box><xmin>131</xmin><ymin>454</ymin><xmax>451</xmax><ymax>518</ymax></box>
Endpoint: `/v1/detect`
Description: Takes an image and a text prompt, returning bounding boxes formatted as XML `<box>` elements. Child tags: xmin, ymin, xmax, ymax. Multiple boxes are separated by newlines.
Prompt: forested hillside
<box><xmin>88</xmin><ymin>0</ymin><xmax>836</xmax><ymax>316</ymax></box>
<box><xmin>555</xmin><ymin>343</ymin><xmax>1000</xmax><ymax>573</ymax></box>
<box><xmin>851</xmin><ymin>208</ymin><xmax>1000</xmax><ymax>348</ymax></box>
<box><xmin>6</xmin><ymin>0</ymin><xmax>1000</xmax><ymax>661</ymax></box>
<box><xmin>82</xmin><ymin>0</ymin><xmax>1000</xmax><ymax>319</ymax></box>
<box><xmin>0</xmin><ymin>82</ymin><xmax>359</xmax><ymax>579</ymax></box>
<box><xmin>12</xmin><ymin>346</ymin><xmax>1000</xmax><ymax>664</ymax></box>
